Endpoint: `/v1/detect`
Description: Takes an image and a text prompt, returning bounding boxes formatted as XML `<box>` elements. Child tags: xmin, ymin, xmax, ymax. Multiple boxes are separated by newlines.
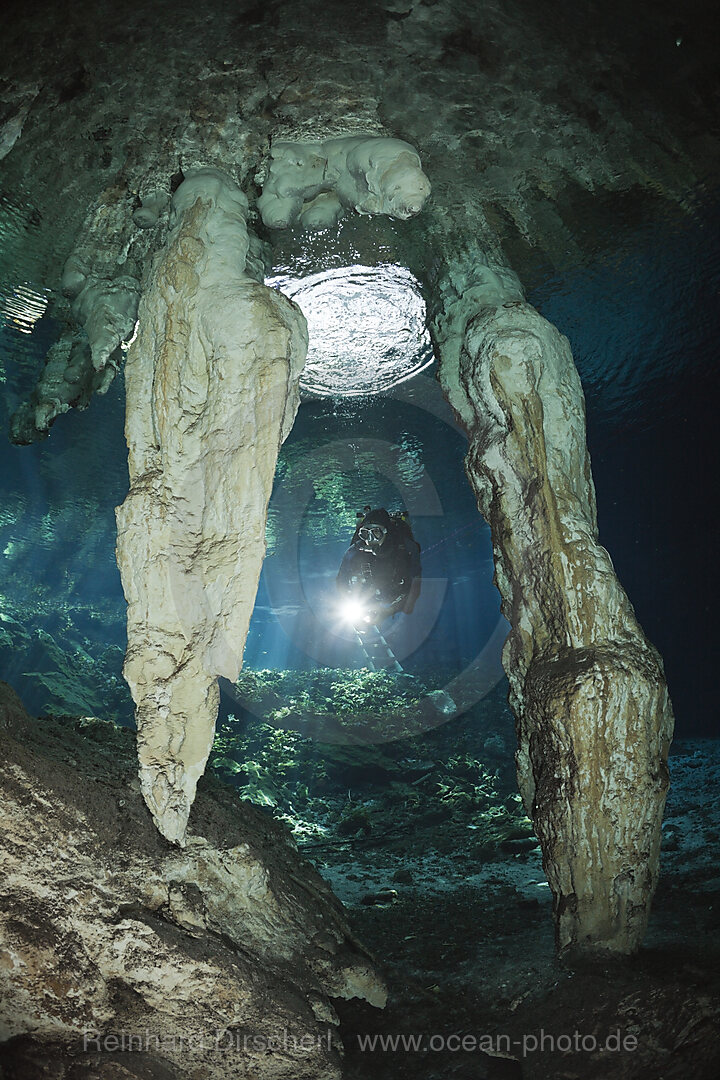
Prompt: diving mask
<box><xmin>358</xmin><ymin>524</ymin><xmax>387</xmax><ymax>546</ymax></box>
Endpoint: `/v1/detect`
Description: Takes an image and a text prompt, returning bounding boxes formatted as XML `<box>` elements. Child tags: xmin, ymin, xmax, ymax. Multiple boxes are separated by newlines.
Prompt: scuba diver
<box><xmin>336</xmin><ymin>507</ymin><xmax>422</xmax><ymax>628</ymax></box>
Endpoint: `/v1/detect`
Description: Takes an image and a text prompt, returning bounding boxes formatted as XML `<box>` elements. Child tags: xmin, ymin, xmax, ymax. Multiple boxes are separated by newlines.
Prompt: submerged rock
<box><xmin>0</xmin><ymin>683</ymin><xmax>386</xmax><ymax>1079</ymax></box>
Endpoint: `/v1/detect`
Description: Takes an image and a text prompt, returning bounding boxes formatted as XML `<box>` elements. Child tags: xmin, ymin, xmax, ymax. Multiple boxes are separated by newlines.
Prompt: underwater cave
<box><xmin>0</xmin><ymin>0</ymin><xmax>719</xmax><ymax>1077</ymax></box>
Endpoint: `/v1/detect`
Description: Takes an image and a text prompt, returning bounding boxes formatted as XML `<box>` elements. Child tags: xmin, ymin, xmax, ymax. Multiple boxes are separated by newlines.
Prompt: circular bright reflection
<box><xmin>339</xmin><ymin>597</ymin><xmax>370</xmax><ymax>626</ymax></box>
<box><xmin>268</xmin><ymin>264</ymin><xmax>434</xmax><ymax>397</ymax></box>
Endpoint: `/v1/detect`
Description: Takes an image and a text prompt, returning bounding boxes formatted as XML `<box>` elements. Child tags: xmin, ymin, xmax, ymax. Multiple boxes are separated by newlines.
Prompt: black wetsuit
<box><xmin>337</xmin><ymin>510</ymin><xmax>421</xmax><ymax>620</ymax></box>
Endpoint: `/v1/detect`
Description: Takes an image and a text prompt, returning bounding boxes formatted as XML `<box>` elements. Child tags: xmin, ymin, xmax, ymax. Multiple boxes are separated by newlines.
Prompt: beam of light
<box><xmin>268</xmin><ymin>264</ymin><xmax>434</xmax><ymax>397</ymax></box>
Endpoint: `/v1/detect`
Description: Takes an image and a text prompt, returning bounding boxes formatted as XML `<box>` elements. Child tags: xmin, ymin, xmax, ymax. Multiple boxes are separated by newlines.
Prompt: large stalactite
<box><xmin>115</xmin><ymin>168</ymin><xmax>308</xmax><ymax>844</ymax></box>
<box><xmin>112</xmin><ymin>141</ymin><xmax>430</xmax><ymax>844</ymax></box>
<box><xmin>433</xmin><ymin>264</ymin><xmax>675</xmax><ymax>954</ymax></box>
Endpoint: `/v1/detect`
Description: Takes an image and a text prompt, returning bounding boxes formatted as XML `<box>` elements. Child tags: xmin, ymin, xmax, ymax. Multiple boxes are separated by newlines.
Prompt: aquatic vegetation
<box><xmin>209</xmin><ymin>670</ymin><xmax>533</xmax><ymax>854</ymax></box>
<box><xmin>337</xmin><ymin>801</ymin><xmax>374</xmax><ymax>837</ymax></box>
<box><xmin>0</xmin><ymin>601</ymin><xmax>131</xmax><ymax>724</ymax></box>
<box><xmin>231</xmin><ymin>666</ymin><xmax>446</xmax><ymax>742</ymax></box>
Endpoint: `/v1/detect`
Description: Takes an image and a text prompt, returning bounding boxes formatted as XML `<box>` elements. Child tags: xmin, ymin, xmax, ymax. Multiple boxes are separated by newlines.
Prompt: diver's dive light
<box><xmin>339</xmin><ymin>597</ymin><xmax>373</xmax><ymax>625</ymax></box>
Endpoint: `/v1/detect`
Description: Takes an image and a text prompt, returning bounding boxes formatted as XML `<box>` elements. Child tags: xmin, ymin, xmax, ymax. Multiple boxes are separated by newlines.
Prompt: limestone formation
<box><xmin>10</xmin><ymin>184</ymin><xmax>144</xmax><ymax>443</ymax></box>
<box><xmin>258</xmin><ymin>135</ymin><xmax>431</xmax><ymax>230</ymax></box>
<box><xmin>9</xmin><ymin>275</ymin><xmax>138</xmax><ymax>443</ymax></box>
<box><xmin>69</xmin><ymin>272</ymin><xmax>140</xmax><ymax>371</ymax></box>
<box><xmin>115</xmin><ymin>168</ymin><xmax>308</xmax><ymax>845</ymax></box>
<box><xmin>132</xmin><ymin>190</ymin><xmax>170</xmax><ymax>229</ymax></box>
<box><xmin>0</xmin><ymin>0</ymin><xmax>704</xmax><ymax>970</ymax></box>
<box><xmin>0</xmin><ymin>82</ymin><xmax>39</xmax><ymax>161</ymax></box>
<box><xmin>0</xmin><ymin>683</ymin><xmax>386</xmax><ymax>1079</ymax></box>
<box><xmin>59</xmin><ymin>191</ymin><xmax>142</xmax><ymax>378</ymax></box>
<box><xmin>434</xmin><ymin>270</ymin><xmax>674</xmax><ymax>954</ymax></box>
<box><xmin>9</xmin><ymin>329</ymin><xmax>107</xmax><ymax>444</ymax></box>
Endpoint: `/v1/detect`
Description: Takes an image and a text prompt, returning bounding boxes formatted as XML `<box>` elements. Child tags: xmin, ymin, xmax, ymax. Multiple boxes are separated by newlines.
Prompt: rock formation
<box><xmin>0</xmin><ymin>83</ymin><xmax>39</xmax><ymax>161</ymax></box>
<box><xmin>9</xmin><ymin>327</ymin><xmax>112</xmax><ymax>444</ymax></box>
<box><xmin>132</xmin><ymin>190</ymin><xmax>170</xmax><ymax>230</ymax></box>
<box><xmin>0</xmin><ymin>682</ymin><xmax>385</xmax><ymax>1079</ymax></box>
<box><xmin>258</xmin><ymin>136</ymin><xmax>431</xmax><ymax>230</ymax></box>
<box><xmin>115</xmin><ymin>168</ymin><xmax>308</xmax><ymax>844</ymax></box>
<box><xmin>10</xmin><ymin>184</ymin><xmax>145</xmax><ymax>444</ymax></box>
<box><xmin>433</xmin><ymin>262</ymin><xmax>674</xmax><ymax>954</ymax></box>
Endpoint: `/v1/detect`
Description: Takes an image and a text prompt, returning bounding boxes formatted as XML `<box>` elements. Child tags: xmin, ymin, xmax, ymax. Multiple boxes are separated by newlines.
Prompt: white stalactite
<box><xmin>258</xmin><ymin>135</ymin><xmax>431</xmax><ymax>230</ymax></box>
<box><xmin>115</xmin><ymin>168</ymin><xmax>307</xmax><ymax>844</ymax></box>
<box><xmin>434</xmin><ymin>270</ymin><xmax>674</xmax><ymax>954</ymax></box>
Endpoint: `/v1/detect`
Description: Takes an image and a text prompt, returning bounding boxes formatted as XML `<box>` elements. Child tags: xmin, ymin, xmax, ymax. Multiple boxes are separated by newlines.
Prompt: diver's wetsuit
<box><xmin>336</xmin><ymin>508</ymin><xmax>422</xmax><ymax>621</ymax></box>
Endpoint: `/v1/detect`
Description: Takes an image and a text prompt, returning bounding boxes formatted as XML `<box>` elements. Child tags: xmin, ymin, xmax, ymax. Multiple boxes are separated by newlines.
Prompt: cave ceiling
<box><xmin>2</xmin><ymin>0</ymin><xmax>718</xmax><ymax>269</ymax></box>
<box><xmin>0</xmin><ymin>0</ymin><xmax>718</xmax><ymax>413</ymax></box>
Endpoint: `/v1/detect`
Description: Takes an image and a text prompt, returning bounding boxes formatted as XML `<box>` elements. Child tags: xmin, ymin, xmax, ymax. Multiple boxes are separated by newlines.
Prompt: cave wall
<box><xmin>0</xmin><ymin>682</ymin><xmax>385</xmax><ymax>1078</ymax></box>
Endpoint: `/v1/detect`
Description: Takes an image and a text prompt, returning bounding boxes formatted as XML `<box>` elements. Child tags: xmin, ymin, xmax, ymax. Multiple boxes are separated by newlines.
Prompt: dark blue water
<box><xmin>529</xmin><ymin>187</ymin><xmax>720</xmax><ymax>737</ymax></box>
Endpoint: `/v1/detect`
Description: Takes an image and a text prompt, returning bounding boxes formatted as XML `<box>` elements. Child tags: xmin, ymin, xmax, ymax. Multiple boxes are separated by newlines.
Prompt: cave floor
<box><xmin>303</xmin><ymin>740</ymin><xmax>720</xmax><ymax>1080</ymax></box>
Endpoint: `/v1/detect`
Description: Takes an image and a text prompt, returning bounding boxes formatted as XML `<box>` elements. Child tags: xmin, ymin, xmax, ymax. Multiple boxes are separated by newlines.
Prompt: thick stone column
<box><xmin>116</xmin><ymin>168</ymin><xmax>307</xmax><ymax>844</ymax></box>
<box><xmin>433</xmin><ymin>264</ymin><xmax>674</xmax><ymax>954</ymax></box>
